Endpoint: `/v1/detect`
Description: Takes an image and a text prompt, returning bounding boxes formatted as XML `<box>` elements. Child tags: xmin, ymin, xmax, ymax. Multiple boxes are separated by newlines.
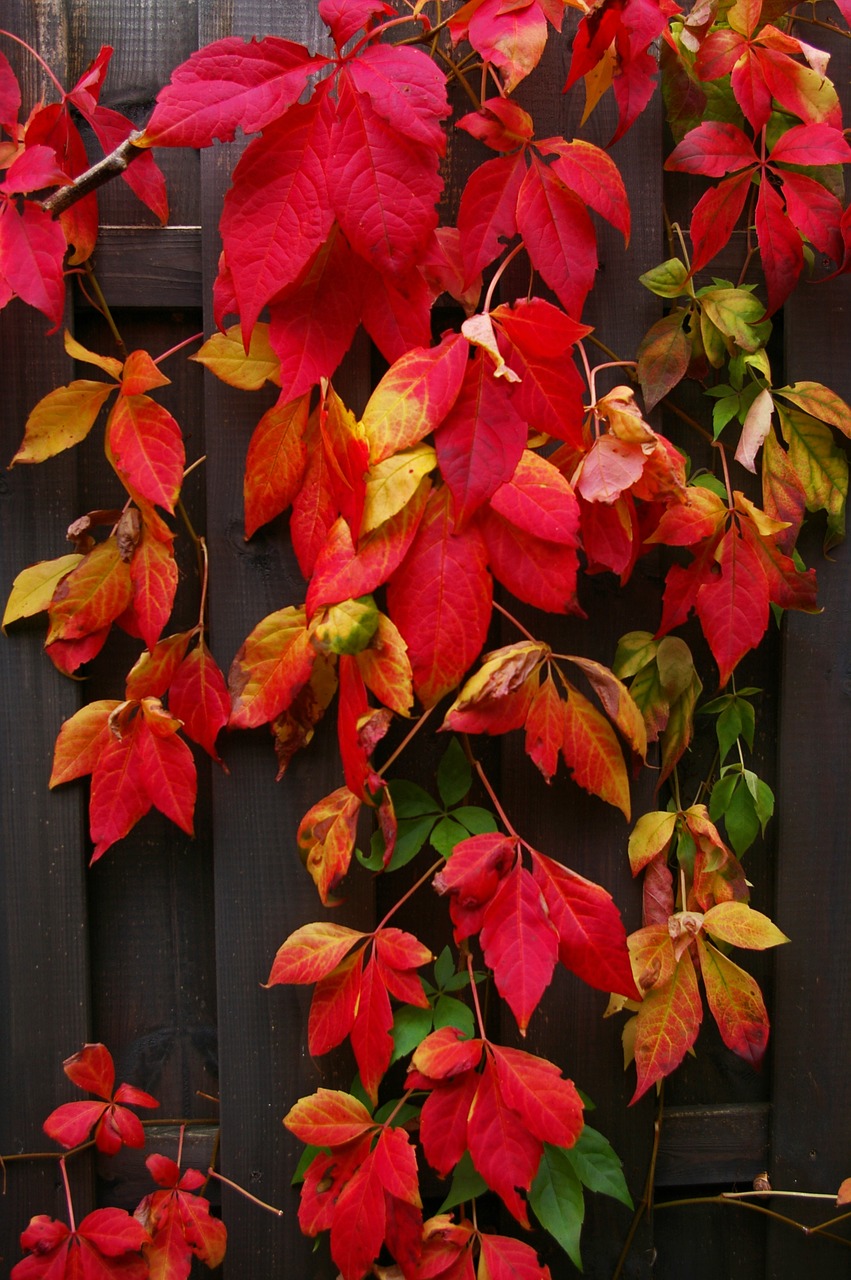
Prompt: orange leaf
<box><xmin>120</xmin><ymin>349</ymin><xmax>171</xmax><ymax>397</ymax></box>
<box><xmin>47</xmin><ymin>538</ymin><xmax>133</xmax><ymax>644</ymax></box>
<box><xmin>697</xmin><ymin>937</ymin><xmax>769</xmax><ymax>1068</ymax></box>
<box><xmin>50</xmin><ymin>700</ymin><xmax>120</xmax><ymax>788</ymax></box>
<box><xmin>243</xmin><ymin>392</ymin><xmax>309</xmax><ymax>539</ymax></box>
<box><xmin>284</xmin><ymin>1088</ymin><xmax>375</xmax><ymax>1147</ymax></box>
<box><xmin>354</xmin><ymin>612</ymin><xmax>413</xmax><ymax>716</ymax></box>
<box><xmin>128</xmin><ymin>527</ymin><xmax>177</xmax><ymax>651</ymax></box>
<box><xmin>169</xmin><ymin>642</ymin><xmax>230</xmax><ymax>762</ymax></box>
<box><xmin>361</xmin><ymin>332</ymin><xmax>467</xmax><ymax>464</ymax></box>
<box><xmin>266</xmin><ymin>922</ymin><xmax>366</xmax><ymax>986</ymax></box>
<box><xmin>298</xmin><ymin>786</ymin><xmax>362</xmax><ymax>905</ymax></box>
<box><xmin>228</xmin><ymin>604</ymin><xmax>315</xmax><ymax>729</ymax></box>
<box><xmin>632</xmin><ymin>947</ymin><xmax>702</xmax><ymax>1102</ymax></box>
<box><xmin>562</xmin><ymin>683</ymin><xmax>631</xmax><ymax>819</ymax></box>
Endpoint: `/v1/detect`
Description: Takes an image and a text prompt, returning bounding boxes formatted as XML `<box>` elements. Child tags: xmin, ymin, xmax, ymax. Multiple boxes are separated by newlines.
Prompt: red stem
<box><xmin>60</xmin><ymin>1157</ymin><xmax>76</xmax><ymax>1232</ymax></box>
<box><xmin>471</xmin><ymin>756</ymin><xmax>519</xmax><ymax>839</ymax></box>
<box><xmin>0</xmin><ymin>29</ymin><xmax>64</xmax><ymax>95</ymax></box>
<box><xmin>467</xmin><ymin>953</ymin><xmax>487</xmax><ymax>1039</ymax></box>
<box><xmin>154</xmin><ymin>331</ymin><xmax>204</xmax><ymax>366</ymax></box>
<box><xmin>375</xmin><ymin>859</ymin><xmax>444</xmax><ymax>933</ymax></box>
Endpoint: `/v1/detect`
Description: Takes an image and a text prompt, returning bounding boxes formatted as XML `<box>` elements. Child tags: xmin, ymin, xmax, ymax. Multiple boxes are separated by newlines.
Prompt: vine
<box><xmin>2</xmin><ymin>0</ymin><xmax>851</xmax><ymax>1274</ymax></box>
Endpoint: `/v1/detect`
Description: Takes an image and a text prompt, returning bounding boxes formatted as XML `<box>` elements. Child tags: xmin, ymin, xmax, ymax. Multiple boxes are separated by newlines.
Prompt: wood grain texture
<box><xmin>0</xmin><ymin>4</ymin><xmax>94</xmax><ymax>1266</ymax></box>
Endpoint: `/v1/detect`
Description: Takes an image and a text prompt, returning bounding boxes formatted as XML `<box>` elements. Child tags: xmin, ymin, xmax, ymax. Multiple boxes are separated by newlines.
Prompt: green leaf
<box><xmin>387</xmin><ymin>814</ymin><xmax>438</xmax><ymax>870</ymax></box>
<box><xmin>721</xmin><ymin>776</ymin><xmax>760</xmax><ymax>856</ymax></box>
<box><xmin>438</xmin><ymin>1150</ymin><xmax>488</xmax><ymax>1213</ymax></box>
<box><xmin>744</xmin><ymin>770</ymin><xmax>774</xmax><ymax>829</ymax></box>
<box><xmin>709</xmin><ymin>770</ymin><xmax>739</xmax><ymax>824</ymax></box>
<box><xmin>700</xmin><ymin>287</ymin><xmax>771</xmax><ymax>353</ymax></box>
<box><xmin>430</xmin><ymin>816</ymin><xmax>471</xmax><ymax>857</ymax></box>
<box><xmin>453</xmin><ymin>805</ymin><xmax>498</xmax><ymax>836</ymax></box>
<box><xmin>433</xmin><ymin>945</ymin><xmax>456</xmax><ymax>990</ymax></box>
<box><xmin>530</xmin><ymin>1143</ymin><xmax>586</xmax><ymax>1271</ymax></box>
<box><xmin>373</xmin><ymin>1099</ymin><xmax>421</xmax><ymax>1129</ymax></box>
<box><xmin>390</xmin><ymin>779</ymin><xmax>441</xmax><ymax>818</ymax></box>
<box><xmin>613</xmin><ymin>631</ymin><xmax>657</xmax><ymax>679</ymax></box>
<box><xmin>390</xmin><ymin>1004</ymin><xmax>434</xmax><ymax>1064</ymax></box>
<box><xmin>566</xmin><ymin>1126</ymin><xmax>633</xmax><ymax>1208</ymax></box>
<box><xmin>292</xmin><ymin>1142</ymin><xmax>325</xmax><ymax>1185</ymax></box>
<box><xmin>639</xmin><ymin>258</ymin><xmax>691</xmax><ymax>298</ymax></box>
<box><xmin>433</xmin><ymin>994</ymin><xmax>475</xmax><ymax>1039</ymax></box>
<box><xmin>776</xmin><ymin>402</ymin><xmax>848</xmax><ymax>549</ymax></box>
<box><xmin>356</xmin><ymin>836</ymin><xmax>387</xmax><ymax>872</ymax></box>
<box><xmin>437</xmin><ymin>736</ymin><xmax>471</xmax><ymax>807</ymax></box>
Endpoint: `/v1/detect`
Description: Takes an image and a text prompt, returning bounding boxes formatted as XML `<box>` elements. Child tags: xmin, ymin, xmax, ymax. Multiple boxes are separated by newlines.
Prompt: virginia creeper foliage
<box><xmin>3</xmin><ymin>0</ymin><xmax>851</xmax><ymax>1272</ymax></box>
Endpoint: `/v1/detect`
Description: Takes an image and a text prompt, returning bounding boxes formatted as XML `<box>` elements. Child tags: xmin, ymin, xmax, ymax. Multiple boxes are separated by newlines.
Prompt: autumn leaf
<box><xmin>12</xmin><ymin>1208</ymin><xmax>150</xmax><ymax>1280</ymax></box>
<box><xmin>243</xmin><ymin>393</ymin><xmax>309</xmax><ymax>539</ymax></box>
<box><xmin>3</xmin><ymin>554</ymin><xmax>83</xmax><ymax>630</ymax></box>
<box><xmin>562</xmin><ymin>683</ymin><xmax>631</xmax><ymax>818</ymax></box>
<box><xmin>228</xmin><ymin>605</ymin><xmax>315</xmax><ymax>729</ymax></box>
<box><xmin>43</xmin><ymin>1042</ymin><xmax>158</xmax><ymax>1154</ymax></box>
<box><xmin>10</xmin><ymin>380</ymin><xmax>115</xmax><ymax>465</ymax></box>
<box><xmin>168</xmin><ymin>641</ymin><xmax>230</xmax><ymax>762</ymax></box>
<box><xmin>297</xmin><ymin>786</ymin><xmax>362</xmax><ymax>904</ymax></box>
<box><xmin>696</xmin><ymin>936</ymin><xmax>769</xmax><ymax>1068</ymax></box>
<box><xmin>632</xmin><ymin>947</ymin><xmax>703</xmax><ymax>1102</ymax></box>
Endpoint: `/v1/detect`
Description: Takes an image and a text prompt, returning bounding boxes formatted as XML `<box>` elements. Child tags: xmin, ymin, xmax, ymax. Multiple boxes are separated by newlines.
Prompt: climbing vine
<box><xmin>3</xmin><ymin>0</ymin><xmax>851</xmax><ymax>1274</ymax></box>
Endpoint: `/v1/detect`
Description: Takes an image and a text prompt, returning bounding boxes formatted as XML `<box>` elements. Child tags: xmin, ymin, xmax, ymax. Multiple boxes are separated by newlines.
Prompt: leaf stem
<box><xmin>207</xmin><ymin>1168</ymin><xmax>284</xmax><ymax>1217</ymax></box>
<box><xmin>382</xmin><ymin>1088</ymin><xmax>416</xmax><ymax>1129</ymax></box>
<box><xmin>492</xmin><ymin>598</ymin><xmax>538</xmax><ymax>643</ymax></box>
<box><xmin>41</xmin><ymin>134</ymin><xmax>147</xmax><ymax>219</ymax></box>
<box><xmin>716</xmin><ymin>438</ymin><xmax>734</xmax><ymax>508</ymax></box>
<box><xmin>374</xmin><ymin>859</ymin><xmax>444</xmax><ymax>933</ymax></box>
<box><xmin>378</xmin><ymin>705</ymin><xmax>436</xmax><ymax>776</ymax></box>
<box><xmin>482</xmin><ymin>241</ymin><xmax>525</xmax><ymax>314</ymax></box>
<box><xmin>154</xmin><ymin>331</ymin><xmax>204</xmax><ymax>366</ymax></box>
<box><xmin>654</xmin><ymin>1194</ymin><xmax>851</xmax><ymax>1247</ymax></box>
<box><xmin>467</xmin><ymin>952</ymin><xmax>487</xmax><ymax>1039</ymax></box>
<box><xmin>60</xmin><ymin>1157</ymin><xmax>76</xmax><ymax>1232</ymax></box>
<box><xmin>0</xmin><ymin>29</ymin><xmax>64</xmax><ymax>94</ymax></box>
<box><xmin>83</xmin><ymin>261</ymin><xmax>127</xmax><ymax>359</ymax></box>
<box><xmin>613</xmin><ymin>1086</ymin><xmax>665</xmax><ymax>1278</ymax></box>
<box><xmin>470</xmin><ymin>755</ymin><xmax>519</xmax><ymax>839</ymax></box>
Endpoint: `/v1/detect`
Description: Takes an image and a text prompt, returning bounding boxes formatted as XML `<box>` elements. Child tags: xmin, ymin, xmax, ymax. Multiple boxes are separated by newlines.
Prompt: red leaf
<box><xmin>220</xmin><ymin>95</ymin><xmax>334</xmax><ymax>342</ymax></box>
<box><xmin>434</xmin><ymin>833</ymin><xmax>517</xmax><ymax>941</ymax></box>
<box><xmin>128</xmin><ymin>528</ymin><xmax>177</xmax><ymax>651</ymax></box>
<box><xmin>697</xmin><ymin>937</ymin><xmax>770</xmax><ymax>1068</ymax></box>
<box><xmin>531</xmin><ymin>850</ymin><xmax>641</xmax><ymax>998</ymax></box>
<box><xmin>688</xmin><ymin>170</ymin><xmax>753</xmax><ymax>275</ymax></box>
<box><xmin>478</xmin><ymin>1232</ymin><xmax>552</xmax><ymax>1280</ymax></box>
<box><xmin>350</xmin><ymin>954</ymin><xmax>394</xmax><ymax>1104</ymax></box>
<box><xmin>125</xmin><ymin>631</ymin><xmax>192</xmax><ymax>700</ymax></box>
<box><xmin>329</xmin><ymin>1147</ymin><xmax>386</xmax><ymax>1280</ymax></box>
<box><xmin>330</xmin><ymin>70</ymin><xmax>441</xmax><ymax>277</ymax></box>
<box><xmin>480</xmin><ymin>509</ymin><xmax>581</xmax><ymax>614</ymax></box>
<box><xmin>308</xmin><ymin>949</ymin><xmax>364</xmax><ymax>1054</ymax></box>
<box><xmin>457</xmin><ymin>96</ymin><xmax>535</xmax><ymax>152</ymax></box>
<box><xmin>359</xmin><ymin>258</ymin><xmax>436</xmax><ymax>362</ymax></box>
<box><xmin>755</xmin><ymin>177</ymin><xmax>804</xmax><ymax>315</ymax></box>
<box><xmin>319</xmin><ymin>383</ymin><xmax>370</xmax><ymax>541</ymax></box>
<box><xmin>387</xmin><ymin>486</ymin><xmax>493</xmax><ymax>708</ymax></box>
<box><xmin>43</xmin><ymin>1100</ymin><xmax>109</xmax><ymax>1150</ymax></box>
<box><xmin>297</xmin><ymin>1135</ymin><xmax>372</xmax><ymax>1237</ymax></box>
<box><xmin>141</xmin><ymin>36</ymin><xmax>328</xmax><ymax>147</ymax></box>
<box><xmin>290</xmin><ymin>407</ymin><xmax>339</xmax><ymax>577</ymax></box>
<box><xmin>545</xmin><ymin>137</ymin><xmax>631</xmax><ymax>241</ymax></box>
<box><xmin>298</xmin><ymin>786</ymin><xmax>362</xmax><ymax>905</ymax></box>
<box><xmin>480</xmin><ymin>862</ymin><xmax>559</xmax><ymax>1032</ymax></box>
<box><xmin>136</xmin><ymin>707</ymin><xmax>196</xmax><ymax>837</ymax></box>
<box><xmin>348</xmin><ymin>44</ymin><xmax>449</xmax><ymax>150</ymax></box>
<box><xmin>320</xmin><ymin>0</ymin><xmax>395</xmax><ymax>47</ymax></box>
<box><xmin>412</xmin><ymin>1027</ymin><xmax>485</xmax><ymax>1082</ymax></box>
<box><xmin>307</xmin><ymin>480</ymin><xmax>430</xmax><ymax>615</ymax></box>
<box><xmin>457</xmin><ymin>152</ymin><xmax>525</xmax><ymax>286</ymax></box>
<box><xmin>106</xmin><ymin>394</ymin><xmax>185</xmax><ymax>513</ymax></box>
<box><xmin>467</xmin><ymin>1056</ymin><xmax>541</xmax><ymax>1225</ymax></box>
<box><xmin>488</xmin><ymin>449</ymin><xmax>580</xmax><ymax>544</ymax></box>
<box><xmin>694</xmin><ymin>524</ymin><xmax>769</xmax><ymax>686</ymax></box>
<box><xmin>89</xmin><ymin>722</ymin><xmax>151</xmax><ymax>862</ymax></box>
<box><xmin>435</xmin><ymin>349</ymin><xmax>527</xmax><ymax>527</ymax></box>
<box><xmin>0</xmin><ymin>201</ymin><xmax>66</xmax><ymax>328</ymax></box>
<box><xmin>268</xmin><ymin>225</ymin><xmax>363</xmax><ymax>401</ymax></box>
<box><xmin>517</xmin><ymin>157</ymin><xmax>597</xmax><ymax>317</ymax></box>
<box><xmin>489</xmin><ymin>1043</ymin><xmax>584</xmax><ymax>1147</ymax></box>
<box><xmin>63</xmin><ymin>1043</ymin><xmax>116</xmax><ymax>1098</ymax></box>
<box><xmin>418</xmin><ymin>1072</ymin><xmax>480</xmax><ymax>1176</ymax></box>
<box><xmin>85</xmin><ymin>105</ymin><xmax>168</xmax><ymax>222</ymax></box>
<box><xmin>267</xmin><ymin>922</ymin><xmax>365</xmax><ymax>987</ymax></box>
<box><xmin>465</xmin><ymin>0</ymin><xmax>548</xmax><ymax>92</ymax></box>
<box><xmin>47</xmin><ymin>538</ymin><xmax>133</xmax><ymax>644</ymax></box>
<box><xmin>50</xmin><ymin>700</ymin><xmax>120</xmax><ymax>788</ymax></box>
<box><xmin>665</xmin><ymin>121</ymin><xmax>758</xmax><ymax>176</ymax></box>
<box><xmin>524</xmin><ymin>672</ymin><xmax>564</xmax><ymax>782</ymax></box>
<box><xmin>169</xmin><ymin>642</ymin><xmax>230</xmax><ymax>762</ymax></box>
<box><xmin>769</xmin><ymin>122</ymin><xmax>851</xmax><ymax>167</ymax></box>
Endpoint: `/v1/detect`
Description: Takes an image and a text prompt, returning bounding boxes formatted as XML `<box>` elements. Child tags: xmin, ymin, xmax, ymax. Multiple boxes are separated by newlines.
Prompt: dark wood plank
<box><xmin>0</xmin><ymin>4</ymin><xmax>94</xmax><ymax>1265</ymax></box>
<box><xmin>87</xmin><ymin>228</ymin><xmax>203</xmax><ymax>309</ymax></box>
<box><xmin>767</xmin><ymin>271</ymin><xmax>851</xmax><ymax>1278</ymax></box>
<box><xmin>654</xmin><ymin>1104</ymin><xmax>770</xmax><ymax>1187</ymax></box>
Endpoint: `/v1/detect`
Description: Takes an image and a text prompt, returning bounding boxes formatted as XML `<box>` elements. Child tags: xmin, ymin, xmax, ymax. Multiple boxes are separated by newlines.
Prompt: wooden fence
<box><xmin>1</xmin><ymin>2</ymin><xmax>850</xmax><ymax>1277</ymax></box>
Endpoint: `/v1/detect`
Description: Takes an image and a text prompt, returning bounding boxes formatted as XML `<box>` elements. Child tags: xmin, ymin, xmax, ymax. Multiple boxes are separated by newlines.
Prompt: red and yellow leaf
<box><xmin>632</xmin><ymin>947</ymin><xmax>703</xmax><ymax>1102</ymax></box>
<box><xmin>562</xmin><ymin>684</ymin><xmax>631</xmax><ymax>818</ymax></box>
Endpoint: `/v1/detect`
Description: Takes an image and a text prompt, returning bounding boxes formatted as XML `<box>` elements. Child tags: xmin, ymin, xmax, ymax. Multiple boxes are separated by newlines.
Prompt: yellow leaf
<box><xmin>362</xmin><ymin>445</ymin><xmax>437</xmax><ymax>534</ymax></box>
<box><xmin>11</xmin><ymin>382</ymin><xmax>116</xmax><ymax>465</ymax></box>
<box><xmin>192</xmin><ymin>322</ymin><xmax>281</xmax><ymax>391</ymax></box>
<box><xmin>3</xmin><ymin>554</ymin><xmax>83</xmax><ymax>631</ymax></box>
<box><xmin>64</xmin><ymin>330</ymin><xmax>123</xmax><ymax>380</ymax></box>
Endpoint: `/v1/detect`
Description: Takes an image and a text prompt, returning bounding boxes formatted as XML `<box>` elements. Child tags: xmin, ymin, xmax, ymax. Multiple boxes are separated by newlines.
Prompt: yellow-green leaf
<box><xmin>11</xmin><ymin>381</ymin><xmax>115</xmax><ymax>465</ymax></box>
<box><xmin>192</xmin><ymin>322</ymin><xmax>281</xmax><ymax>390</ymax></box>
<box><xmin>362</xmin><ymin>445</ymin><xmax>437</xmax><ymax>535</ymax></box>
<box><xmin>3</xmin><ymin>554</ymin><xmax>83</xmax><ymax>631</ymax></box>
